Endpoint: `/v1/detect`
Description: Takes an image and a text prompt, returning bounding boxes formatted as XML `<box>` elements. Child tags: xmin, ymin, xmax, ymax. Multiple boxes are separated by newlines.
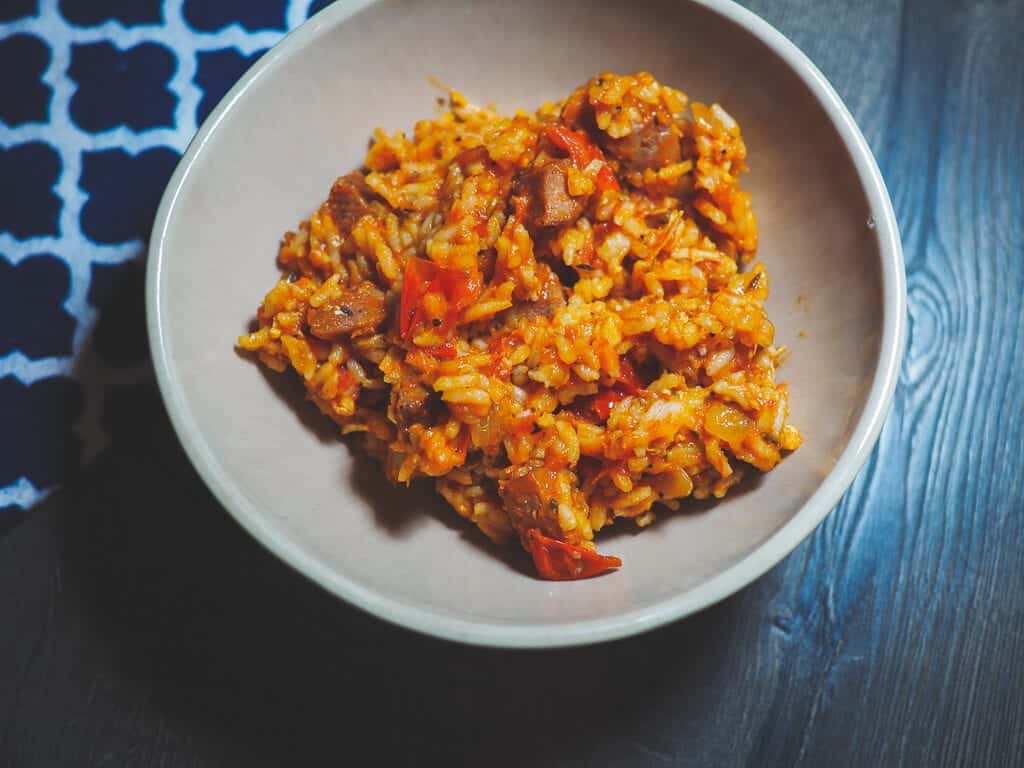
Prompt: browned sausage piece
<box><xmin>500</xmin><ymin>468</ymin><xmax>567</xmax><ymax>541</ymax></box>
<box><xmin>478</xmin><ymin>247</ymin><xmax>497</xmax><ymax>283</ymax></box>
<box><xmin>601</xmin><ymin>121</ymin><xmax>681</xmax><ymax>172</ymax></box>
<box><xmin>306</xmin><ymin>281</ymin><xmax>387</xmax><ymax>339</ymax></box>
<box><xmin>326</xmin><ymin>171</ymin><xmax>383</xmax><ymax>230</ymax></box>
<box><xmin>453</xmin><ymin>144</ymin><xmax>491</xmax><ymax>169</ymax></box>
<box><xmin>499</xmin><ymin>292</ymin><xmax>566</xmax><ymax>327</ymax></box>
<box><xmin>496</xmin><ymin>271</ymin><xmax>566</xmax><ymax>328</ymax></box>
<box><xmin>525</xmin><ymin>158</ymin><xmax>586</xmax><ymax>228</ymax></box>
<box><xmin>392</xmin><ymin>376</ymin><xmax>440</xmax><ymax>428</ymax></box>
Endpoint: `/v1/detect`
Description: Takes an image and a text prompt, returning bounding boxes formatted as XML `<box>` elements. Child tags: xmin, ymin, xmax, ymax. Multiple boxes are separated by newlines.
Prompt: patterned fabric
<box><xmin>0</xmin><ymin>0</ymin><xmax>333</xmax><ymax>528</ymax></box>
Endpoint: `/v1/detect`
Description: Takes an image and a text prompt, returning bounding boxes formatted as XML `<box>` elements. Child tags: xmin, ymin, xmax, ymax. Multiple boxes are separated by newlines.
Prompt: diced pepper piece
<box><xmin>526</xmin><ymin>528</ymin><xmax>622</xmax><ymax>580</ymax></box>
<box><xmin>544</xmin><ymin>125</ymin><xmax>620</xmax><ymax>191</ymax></box>
<box><xmin>399</xmin><ymin>257</ymin><xmax>483</xmax><ymax>346</ymax></box>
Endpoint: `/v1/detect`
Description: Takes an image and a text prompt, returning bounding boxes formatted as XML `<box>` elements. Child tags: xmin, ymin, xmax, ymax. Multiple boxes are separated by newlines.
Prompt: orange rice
<box><xmin>238</xmin><ymin>72</ymin><xmax>802</xmax><ymax>579</ymax></box>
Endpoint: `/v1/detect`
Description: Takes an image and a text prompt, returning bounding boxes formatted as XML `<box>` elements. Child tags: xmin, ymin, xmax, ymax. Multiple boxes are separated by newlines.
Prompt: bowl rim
<box><xmin>146</xmin><ymin>0</ymin><xmax>906</xmax><ymax>649</ymax></box>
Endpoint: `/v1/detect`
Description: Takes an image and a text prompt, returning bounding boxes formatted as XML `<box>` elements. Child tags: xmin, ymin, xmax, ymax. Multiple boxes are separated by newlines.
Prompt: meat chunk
<box><xmin>392</xmin><ymin>377</ymin><xmax>438</xmax><ymax>428</ymax></box>
<box><xmin>601</xmin><ymin>121</ymin><xmax>681</xmax><ymax>172</ymax></box>
<box><xmin>306</xmin><ymin>281</ymin><xmax>387</xmax><ymax>339</ymax></box>
<box><xmin>453</xmin><ymin>144</ymin><xmax>490</xmax><ymax>169</ymax></box>
<box><xmin>478</xmin><ymin>247</ymin><xmax>497</xmax><ymax>283</ymax></box>
<box><xmin>395</xmin><ymin>382</ymin><xmax>430</xmax><ymax>423</ymax></box>
<box><xmin>496</xmin><ymin>270</ymin><xmax>566</xmax><ymax>328</ymax></box>
<box><xmin>388</xmin><ymin>363</ymin><xmax>443</xmax><ymax>430</ymax></box>
<box><xmin>501</xmin><ymin>468</ymin><xmax>568</xmax><ymax>542</ymax></box>
<box><xmin>524</xmin><ymin>159</ymin><xmax>586</xmax><ymax>228</ymax></box>
<box><xmin>326</xmin><ymin>171</ymin><xmax>384</xmax><ymax>230</ymax></box>
<box><xmin>500</xmin><ymin>293</ymin><xmax>565</xmax><ymax>326</ymax></box>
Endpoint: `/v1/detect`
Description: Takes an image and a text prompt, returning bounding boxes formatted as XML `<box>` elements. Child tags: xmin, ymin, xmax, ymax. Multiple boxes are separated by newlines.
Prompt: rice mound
<box><xmin>239</xmin><ymin>71</ymin><xmax>802</xmax><ymax>579</ymax></box>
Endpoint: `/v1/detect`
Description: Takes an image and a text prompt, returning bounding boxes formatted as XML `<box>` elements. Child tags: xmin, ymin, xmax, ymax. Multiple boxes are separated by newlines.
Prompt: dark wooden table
<box><xmin>3</xmin><ymin>0</ymin><xmax>1023</xmax><ymax>765</ymax></box>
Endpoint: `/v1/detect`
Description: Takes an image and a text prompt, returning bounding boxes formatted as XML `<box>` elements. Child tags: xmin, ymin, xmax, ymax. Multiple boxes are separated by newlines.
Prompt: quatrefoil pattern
<box><xmin>0</xmin><ymin>0</ymin><xmax>332</xmax><ymax>518</ymax></box>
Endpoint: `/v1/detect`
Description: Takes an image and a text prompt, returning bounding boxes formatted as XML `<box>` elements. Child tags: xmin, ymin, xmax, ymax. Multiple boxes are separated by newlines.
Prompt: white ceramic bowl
<box><xmin>147</xmin><ymin>0</ymin><xmax>905</xmax><ymax>647</ymax></box>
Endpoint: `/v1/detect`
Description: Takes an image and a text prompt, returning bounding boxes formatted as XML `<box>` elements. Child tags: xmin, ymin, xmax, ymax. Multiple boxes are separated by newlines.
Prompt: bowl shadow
<box><xmin>241</xmin><ymin>349</ymin><xmax>342</xmax><ymax>446</ymax></box>
<box><xmin>27</xmin><ymin>368</ymin><xmax>768</xmax><ymax>765</ymax></box>
<box><xmin>241</xmin><ymin>346</ymin><xmax>535</xmax><ymax>576</ymax></box>
<box><xmin>346</xmin><ymin>449</ymin><xmax>534</xmax><ymax>576</ymax></box>
<box><xmin>38</xmin><ymin>424</ymin><xmax>762</xmax><ymax>765</ymax></box>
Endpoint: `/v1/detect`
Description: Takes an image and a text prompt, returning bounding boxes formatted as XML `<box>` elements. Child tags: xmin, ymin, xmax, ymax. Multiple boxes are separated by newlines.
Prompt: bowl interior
<box><xmin>152</xmin><ymin>0</ymin><xmax>887</xmax><ymax>640</ymax></box>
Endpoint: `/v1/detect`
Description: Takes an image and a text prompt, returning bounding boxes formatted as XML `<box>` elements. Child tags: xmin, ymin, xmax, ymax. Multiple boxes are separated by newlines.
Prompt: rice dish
<box><xmin>238</xmin><ymin>72</ymin><xmax>802</xmax><ymax>579</ymax></box>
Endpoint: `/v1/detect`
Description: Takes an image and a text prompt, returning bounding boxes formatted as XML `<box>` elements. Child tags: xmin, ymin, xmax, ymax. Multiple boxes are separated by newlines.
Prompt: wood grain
<box><xmin>2</xmin><ymin>0</ymin><xmax>1023</xmax><ymax>766</ymax></box>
